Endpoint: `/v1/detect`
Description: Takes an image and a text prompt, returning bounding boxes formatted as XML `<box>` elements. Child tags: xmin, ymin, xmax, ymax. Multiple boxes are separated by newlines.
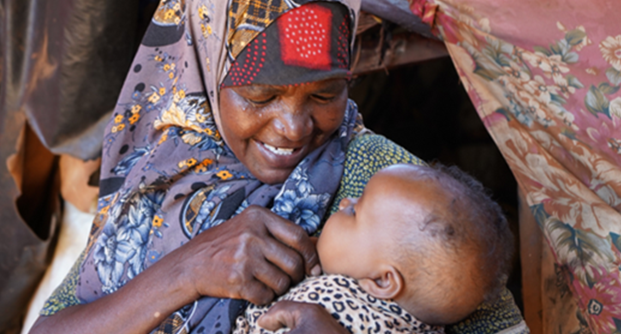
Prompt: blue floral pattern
<box><xmin>272</xmin><ymin>166</ymin><xmax>331</xmax><ymax>233</ymax></box>
<box><xmin>197</xmin><ymin>185</ymin><xmax>231</xmax><ymax>233</ymax></box>
<box><xmin>93</xmin><ymin>188</ymin><xmax>165</xmax><ymax>293</ymax></box>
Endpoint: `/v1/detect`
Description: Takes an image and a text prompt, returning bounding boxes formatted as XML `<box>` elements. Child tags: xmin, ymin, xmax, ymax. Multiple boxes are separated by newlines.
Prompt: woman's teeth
<box><xmin>264</xmin><ymin>143</ymin><xmax>294</xmax><ymax>156</ymax></box>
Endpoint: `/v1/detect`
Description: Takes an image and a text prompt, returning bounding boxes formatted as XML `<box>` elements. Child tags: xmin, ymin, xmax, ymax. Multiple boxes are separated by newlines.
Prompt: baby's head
<box><xmin>316</xmin><ymin>164</ymin><xmax>514</xmax><ymax>326</ymax></box>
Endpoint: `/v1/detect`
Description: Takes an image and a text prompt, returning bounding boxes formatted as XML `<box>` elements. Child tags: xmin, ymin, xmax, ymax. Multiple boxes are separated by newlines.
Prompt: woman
<box><xmin>31</xmin><ymin>0</ymin><xmax>525</xmax><ymax>333</ymax></box>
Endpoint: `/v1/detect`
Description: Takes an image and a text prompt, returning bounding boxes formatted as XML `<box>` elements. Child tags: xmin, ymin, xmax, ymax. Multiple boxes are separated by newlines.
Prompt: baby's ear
<box><xmin>358</xmin><ymin>266</ymin><xmax>404</xmax><ymax>300</ymax></box>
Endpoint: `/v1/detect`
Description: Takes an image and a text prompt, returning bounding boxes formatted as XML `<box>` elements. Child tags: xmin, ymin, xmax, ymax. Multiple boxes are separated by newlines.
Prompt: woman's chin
<box><xmin>253</xmin><ymin>169</ymin><xmax>294</xmax><ymax>185</ymax></box>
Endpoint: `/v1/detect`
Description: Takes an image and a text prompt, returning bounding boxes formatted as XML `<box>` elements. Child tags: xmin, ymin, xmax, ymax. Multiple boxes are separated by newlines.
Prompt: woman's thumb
<box><xmin>257</xmin><ymin>301</ymin><xmax>300</xmax><ymax>331</ymax></box>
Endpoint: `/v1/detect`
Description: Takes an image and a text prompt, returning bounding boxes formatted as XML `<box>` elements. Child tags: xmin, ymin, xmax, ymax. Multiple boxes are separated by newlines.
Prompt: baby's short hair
<box><xmin>398</xmin><ymin>163</ymin><xmax>514</xmax><ymax>305</ymax></box>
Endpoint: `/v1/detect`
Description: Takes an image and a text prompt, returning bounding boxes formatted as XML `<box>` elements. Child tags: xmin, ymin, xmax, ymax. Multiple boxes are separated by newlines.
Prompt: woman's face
<box><xmin>218</xmin><ymin>78</ymin><xmax>348</xmax><ymax>184</ymax></box>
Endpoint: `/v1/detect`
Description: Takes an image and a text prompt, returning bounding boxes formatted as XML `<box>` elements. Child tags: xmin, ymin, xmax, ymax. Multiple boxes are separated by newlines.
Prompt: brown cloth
<box><xmin>0</xmin><ymin>0</ymin><xmax>143</xmax><ymax>332</ymax></box>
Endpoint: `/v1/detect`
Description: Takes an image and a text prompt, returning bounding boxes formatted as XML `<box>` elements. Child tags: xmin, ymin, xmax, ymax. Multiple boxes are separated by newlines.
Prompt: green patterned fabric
<box><xmin>447</xmin><ymin>289</ymin><xmax>528</xmax><ymax>334</ymax></box>
<box><xmin>40</xmin><ymin>250</ymin><xmax>84</xmax><ymax>316</ymax></box>
<box><xmin>328</xmin><ymin>133</ymin><xmax>425</xmax><ymax>215</ymax></box>
<box><xmin>40</xmin><ymin>133</ymin><xmax>527</xmax><ymax>334</ymax></box>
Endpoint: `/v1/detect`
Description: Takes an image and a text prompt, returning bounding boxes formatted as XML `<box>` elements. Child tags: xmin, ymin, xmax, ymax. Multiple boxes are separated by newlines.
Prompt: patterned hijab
<box><xmin>76</xmin><ymin>0</ymin><xmax>360</xmax><ymax>333</ymax></box>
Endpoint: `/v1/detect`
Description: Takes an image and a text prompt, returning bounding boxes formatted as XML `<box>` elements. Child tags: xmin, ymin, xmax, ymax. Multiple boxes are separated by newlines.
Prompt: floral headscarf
<box><xmin>75</xmin><ymin>0</ymin><xmax>361</xmax><ymax>333</ymax></box>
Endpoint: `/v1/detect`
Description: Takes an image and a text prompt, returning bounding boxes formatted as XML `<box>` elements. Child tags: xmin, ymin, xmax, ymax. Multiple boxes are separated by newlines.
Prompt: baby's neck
<box><xmin>393</xmin><ymin>291</ymin><xmax>437</xmax><ymax>325</ymax></box>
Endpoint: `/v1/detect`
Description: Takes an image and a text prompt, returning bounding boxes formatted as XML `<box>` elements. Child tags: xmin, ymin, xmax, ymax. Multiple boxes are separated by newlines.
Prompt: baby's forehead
<box><xmin>369</xmin><ymin>168</ymin><xmax>451</xmax><ymax>202</ymax></box>
<box><xmin>367</xmin><ymin>169</ymin><xmax>463</xmax><ymax>231</ymax></box>
<box><xmin>374</xmin><ymin>165</ymin><xmax>444</xmax><ymax>185</ymax></box>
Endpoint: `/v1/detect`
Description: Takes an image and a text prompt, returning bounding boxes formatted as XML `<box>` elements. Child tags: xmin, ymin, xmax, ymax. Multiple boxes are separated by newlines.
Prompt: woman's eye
<box><xmin>312</xmin><ymin>94</ymin><xmax>335</xmax><ymax>102</ymax></box>
<box><xmin>248</xmin><ymin>96</ymin><xmax>275</xmax><ymax>105</ymax></box>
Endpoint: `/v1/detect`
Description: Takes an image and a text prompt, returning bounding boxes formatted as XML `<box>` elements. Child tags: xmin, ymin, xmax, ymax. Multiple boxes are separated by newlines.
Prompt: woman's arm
<box><xmin>30</xmin><ymin>247</ymin><xmax>197</xmax><ymax>334</ymax></box>
<box><xmin>30</xmin><ymin>205</ymin><xmax>320</xmax><ymax>334</ymax></box>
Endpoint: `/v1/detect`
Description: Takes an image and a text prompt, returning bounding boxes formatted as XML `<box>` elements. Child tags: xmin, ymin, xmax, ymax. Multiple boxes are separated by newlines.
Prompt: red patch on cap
<box><xmin>278</xmin><ymin>4</ymin><xmax>332</xmax><ymax>70</ymax></box>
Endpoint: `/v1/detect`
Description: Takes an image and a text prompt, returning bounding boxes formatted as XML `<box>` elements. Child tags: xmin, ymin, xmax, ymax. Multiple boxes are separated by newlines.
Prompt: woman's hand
<box><xmin>174</xmin><ymin>205</ymin><xmax>321</xmax><ymax>305</ymax></box>
<box><xmin>257</xmin><ymin>301</ymin><xmax>350</xmax><ymax>334</ymax></box>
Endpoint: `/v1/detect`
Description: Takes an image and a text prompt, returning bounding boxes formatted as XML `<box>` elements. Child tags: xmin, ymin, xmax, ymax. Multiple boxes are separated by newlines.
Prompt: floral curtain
<box><xmin>409</xmin><ymin>0</ymin><xmax>621</xmax><ymax>333</ymax></box>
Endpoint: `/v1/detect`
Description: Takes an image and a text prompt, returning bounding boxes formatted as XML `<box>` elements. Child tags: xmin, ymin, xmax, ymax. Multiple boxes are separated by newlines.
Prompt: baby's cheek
<box><xmin>316</xmin><ymin>237</ymin><xmax>338</xmax><ymax>273</ymax></box>
<box><xmin>315</xmin><ymin>237</ymin><xmax>328</xmax><ymax>266</ymax></box>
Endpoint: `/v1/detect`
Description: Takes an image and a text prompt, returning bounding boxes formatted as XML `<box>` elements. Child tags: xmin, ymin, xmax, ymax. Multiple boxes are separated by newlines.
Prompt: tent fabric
<box><xmin>360</xmin><ymin>0</ymin><xmax>435</xmax><ymax>38</ymax></box>
<box><xmin>0</xmin><ymin>0</ymin><xmax>143</xmax><ymax>331</ymax></box>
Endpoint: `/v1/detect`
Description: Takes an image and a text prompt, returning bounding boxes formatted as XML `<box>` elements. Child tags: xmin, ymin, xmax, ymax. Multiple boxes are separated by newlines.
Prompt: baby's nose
<box><xmin>338</xmin><ymin>197</ymin><xmax>357</xmax><ymax>211</ymax></box>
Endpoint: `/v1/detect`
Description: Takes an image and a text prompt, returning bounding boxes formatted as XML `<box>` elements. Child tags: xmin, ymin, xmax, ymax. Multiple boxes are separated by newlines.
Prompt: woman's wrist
<box><xmin>143</xmin><ymin>242</ymin><xmax>203</xmax><ymax>306</ymax></box>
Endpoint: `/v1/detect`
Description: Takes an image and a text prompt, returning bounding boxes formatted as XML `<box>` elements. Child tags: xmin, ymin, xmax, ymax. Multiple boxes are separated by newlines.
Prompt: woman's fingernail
<box><xmin>311</xmin><ymin>264</ymin><xmax>322</xmax><ymax>276</ymax></box>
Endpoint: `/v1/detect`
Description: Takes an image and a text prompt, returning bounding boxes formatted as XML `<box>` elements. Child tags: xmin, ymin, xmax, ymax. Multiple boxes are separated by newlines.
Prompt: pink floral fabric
<box><xmin>409</xmin><ymin>0</ymin><xmax>621</xmax><ymax>333</ymax></box>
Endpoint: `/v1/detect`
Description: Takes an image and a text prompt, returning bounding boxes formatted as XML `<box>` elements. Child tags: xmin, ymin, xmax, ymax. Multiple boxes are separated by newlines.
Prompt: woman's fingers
<box><xmin>252</xmin><ymin>257</ymin><xmax>292</xmax><ymax>297</ymax></box>
<box><xmin>257</xmin><ymin>300</ymin><xmax>302</xmax><ymax>331</ymax></box>
<box><xmin>260</xmin><ymin>237</ymin><xmax>305</xmax><ymax>284</ymax></box>
<box><xmin>262</xmin><ymin>212</ymin><xmax>321</xmax><ymax>276</ymax></box>
<box><xmin>309</xmin><ymin>236</ymin><xmax>319</xmax><ymax>246</ymax></box>
<box><xmin>239</xmin><ymin>279</ymin><xmax>275</xmax><ymax>306</ymax></box>
<box><xmin>258</xmin><ymin>301</ymin><xmax>350</xmax><ymax>334</ymax></box>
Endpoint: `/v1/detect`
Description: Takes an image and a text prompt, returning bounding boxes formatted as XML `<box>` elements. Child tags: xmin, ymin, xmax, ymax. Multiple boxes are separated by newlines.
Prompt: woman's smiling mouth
<box><xmin>255</xmin><ymin>140</ymin><xmax>307</xmax><ymax>170</ymax></box>
<box><xmin>263</xmin><ymin>143</ymin><xmax>295</xmax><ymax>156</ymax></box>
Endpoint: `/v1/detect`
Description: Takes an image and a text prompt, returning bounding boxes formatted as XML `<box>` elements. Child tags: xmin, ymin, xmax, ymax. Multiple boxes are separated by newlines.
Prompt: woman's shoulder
<box><xmin>329</xmin><ymin>134</ymin><xmax>425</xmax><ymax>215</ymax></box>
<box><xmin>345</xmin><ymin>133</ymin><xmax>425</xmax><ymax>169</ymax></box>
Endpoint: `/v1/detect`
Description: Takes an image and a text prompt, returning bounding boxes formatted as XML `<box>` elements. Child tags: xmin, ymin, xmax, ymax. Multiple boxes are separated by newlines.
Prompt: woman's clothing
<box><xmin>234</xmin><ymin>275</ymin><xmax>444</xmax><ymax>334</ymax></box>
<box><xmin>408</xmin><ymin>0</ymin><xmax>621</xmax><ymax>333</ymax></box>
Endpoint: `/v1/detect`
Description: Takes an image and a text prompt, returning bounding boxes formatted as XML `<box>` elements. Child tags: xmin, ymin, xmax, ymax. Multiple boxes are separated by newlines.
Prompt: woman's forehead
<box><xmin>230</xmin><ymin>78</ymin><xmax>348</xmax><ymax>94</ymax></box>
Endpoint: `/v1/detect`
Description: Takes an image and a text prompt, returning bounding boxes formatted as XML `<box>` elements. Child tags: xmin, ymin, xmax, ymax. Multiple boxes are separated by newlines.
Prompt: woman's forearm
<box><xmin>30</xmin><ymin>249</ymin><xmax>198</xmax><ymax>334</ymax></box>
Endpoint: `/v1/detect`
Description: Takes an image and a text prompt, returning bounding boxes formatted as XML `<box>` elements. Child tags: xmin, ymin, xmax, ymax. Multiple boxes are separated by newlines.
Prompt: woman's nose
<box><xmin>273</xmin><ymin>102</ymin><xmax>313</xmax><ymax>142</ymax></box>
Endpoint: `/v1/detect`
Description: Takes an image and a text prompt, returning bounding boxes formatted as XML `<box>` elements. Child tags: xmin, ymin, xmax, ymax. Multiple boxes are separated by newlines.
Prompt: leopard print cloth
<box><xmin>233</xmin><ymin>275</ymin><xmax>444</xmax><ymax>334</ymax></box>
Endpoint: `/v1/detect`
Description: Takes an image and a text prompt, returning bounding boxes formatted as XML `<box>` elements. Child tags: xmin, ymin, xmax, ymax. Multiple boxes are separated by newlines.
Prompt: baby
<box><xmin>234</xmin><ymin>163</ymin><xmax>514</xmax><ymax>334</ymax></box>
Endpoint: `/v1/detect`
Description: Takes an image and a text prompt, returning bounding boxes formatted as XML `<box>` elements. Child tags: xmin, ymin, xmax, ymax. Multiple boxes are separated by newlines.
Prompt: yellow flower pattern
<box><xmin>148</xmin><ymin>93</ymin><xmax>160</xmax><ymax>104</ymax></box>
<box><xmin>152</xmin><ymin>215</ymin><xmax>163</xmax><ymax>228</ymax></box>
<box><xmin>216</xmin><ymin>170</ymin><xmax>233</xmax><ymax>180</ymax></box>
<box><xmin>129</xmin><ymin>114</ymin><xmax>140</xmax><ymax>125</ymax></box>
